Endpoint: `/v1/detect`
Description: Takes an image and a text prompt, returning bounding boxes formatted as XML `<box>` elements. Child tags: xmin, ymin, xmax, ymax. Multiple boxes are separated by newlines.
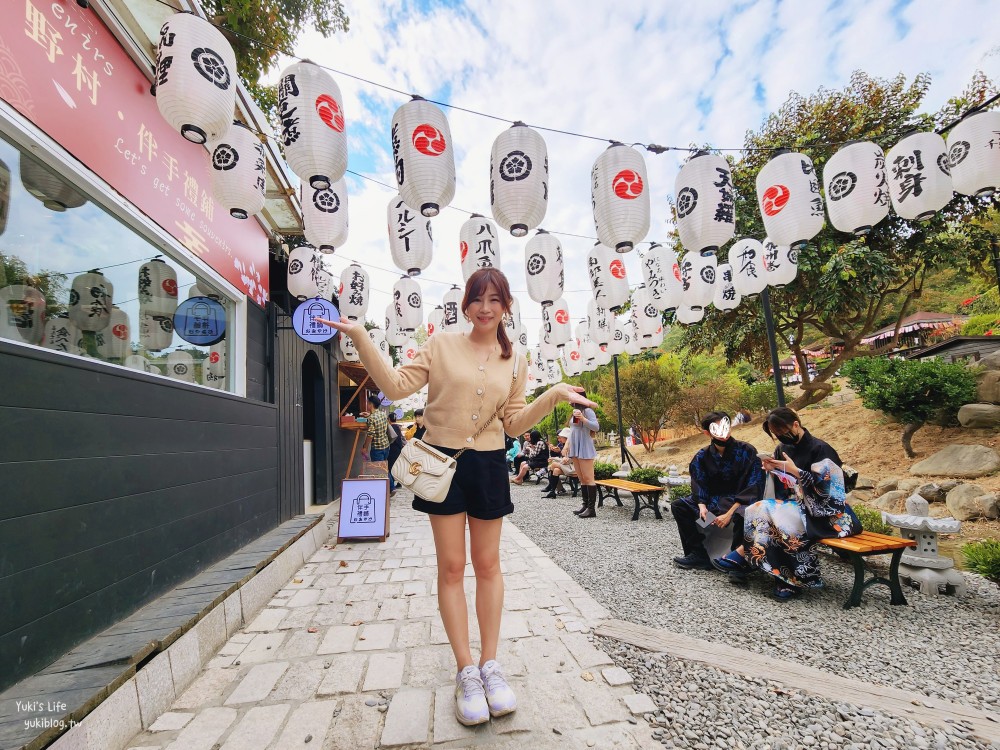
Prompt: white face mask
<box><xmin>709</xmin><ymin>417</ymin><xmax>731</xmax><ymax>441</ymax></box>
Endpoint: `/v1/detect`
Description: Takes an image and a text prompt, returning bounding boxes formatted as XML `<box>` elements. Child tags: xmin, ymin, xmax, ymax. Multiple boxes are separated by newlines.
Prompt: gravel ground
<box><xmin>506</xmin><ymin>482</ymin><xmax>1000</xmax><ymax>712</ymax></box>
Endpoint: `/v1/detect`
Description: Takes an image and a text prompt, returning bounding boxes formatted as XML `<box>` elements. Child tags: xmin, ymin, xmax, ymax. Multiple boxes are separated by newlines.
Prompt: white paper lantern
<box><xmin>946</xmin><ymin>110</ymin><xmax>1000</xmax><ymax>198</ymax></box>
<box><xmin>442</xmin><ymin>285</ymin><xmax>465</xmax><ymax>333</ymax></box>
<box><xmin>154</xmin><ymin>12</ymin><xmax>236</xmax><ymax>144</ymax></box>
<box><xmin>632</xmin><ymin>285</ymin><xmax>662</xmax><ymax>342</ymax></box>
<box><xmin>69</xmin><ymin>271</ymin><xmax>112</xmax><ymax>332</ymax></box>
<box><xmin>167</xmin><ymin>350</ymin><xmax>195</xmax><ymax>383</ymax></box>
<box><xmin>96</xmin><ymin>306</ymin><xmax>130</xmax><ymax>360</ymax></box>
<box><xmin>592</xmin><ymin>143</ymin><xmax>650</xmax><ymax>252</ymax></box>
<box><xmin>19</xmin><ymin>154</ymin><xmax>87</xmax><ymax>211</ymax></box>
<box><xmin>822</xmin><ymin>141</ymin><xmax>890</xmax><ymax>235</ymax></box>
<box><xmin>547</xmin><ymin>360</ymin><xmax>563</xmax><ymax>385</ymax></box>
<box><xmin>287</xmin><ymin>245</ymin><xmax>335</xmax><ymax>301</ymax></box>
<box><xmin>563</xmin><ymin>339</ymin><xmax>583</xmax><ymax>376</ymax></box>
<box><xmin>675</xmin><ymin>151</ymin><xmax>736</xmax><ymax>254</ymax></box>
<box><xmin>624</xmin><ymin>320</ymin><xmax>642</xmax><ymax>356</ymax></box>
<box><xmin>503</xmin><ymin>297</ymin><xmax>522</xmax><ymax>346</ymax></box>
<box><xmin>400</xmin><ymin>336</ymin><xmax>421</xmax><ymax>365</ymax></box>
<box><xmin>138</xmin><ymin>259</ymin><xmax>178</xmax><ymax>317</ymax></box>
<box><xmin>607</xmin><ymin>318</ymin><xmax>627</xmax><ymax>356</ymax></box>
<box><xmin>202</xmin><ymin>342</ymin><xmax>226</xmax><ymax>388</ymax></box>
<box><xmin>675</xmin><ymin>306</ymin><xmax>704</xmax><ymax>325</ymax></box>
<box><xmin>574</xmin><ymin>320</ymin><xmax>589</xmax><ymax>345</ymax></box>
<box><xmin>641</xmin><ymin>326</ymin><xmax>664</xmax><ymax>351</ymax></box>
<box><xmin>756</xmin><ymin>150</ymin><xmax>825</xmax><ymax>249</ymax></box>
<box><xmin>761</xmin><ymin>237</ymin><xmax>798</xmax><ymax>288</ymax></box>
<box><xmin>523</xmin><ymin>229</ymin><xmax>563</xmax><ymax>307</ymax></box>
<box><xmin>384</xmin><ymin>303</ymin><xmax>405</xmax><ymax>346</ymax></box>
<box><xmin>679</xmin><ymin>251</ymin><xmax>716</xmax><ymax>311</ymax></box>
<box><xmin>581</xmin><ymin>338</ymin><xmax>600</xmax><ymax>371</ymax></box>
<box><xmin>387</xmin><ymin>194</ymin><xmax>433</xmax><ymax>276</ymax></box>
<box><xmin>139</xmin><ymin>313</ymin><xmax>173</xmax><ymax>351</ymax></box>
<box><xmin>459</xmin><ymin>214</ymin><xmax>500</xmax><ymax>281</ymax></box>
<box><xmin>0</xmin><ymin>284</ymin><xmax>45</xmax><ymax>344</ymax></box>
<box><xmin>337</xmin><ymin>263</ymin><xmax>369</xmax><ymax>321</ymax></box>
<box><xmin>339</xmin><ymin>333</ymin><xmax>360</xmax><ymax>363</ymax></box>
<box><xmin>427</xmin><ymin>305</ymin><xmax>444</xmax><ymax>337</ymax></box>
<box><xmin>588</xmin><ymin>243</ymin><xmax>630</xmax><ymax>311</ymax></box>
<box><xmin>729</xmin><ymin>239</ymin><xmax>767</xmax><ymax>297</ymax></box>
<box><xmin>277</xmin><ymin>60</ymin><xmax>347</xmax><ymax>189</ymax></box>
<box><xmin>516</xmin><ymin>325</ymin><xmax>529</xmax><ymax>358</ymax></box>
<box><xmin>368</xmin><ymin>326</ymin><xmax>392</xmax><ymax>362</ymax></box>
<box><xmin>587</xmin><ymin>298</ymin><xmax>613</xmax><ymax>346</ymax></box>
<box><xmin>210</xmin><ymin>121</ymin><xmax>265</xmax><ymax>220</ymax></box>
<box><xmin>43</xmin><ymin>314</ymin><xmax>83</xmax><ymax>354</ymax></box>
<box><xmin>538</xmin><ymin>324</ymin><xmax>558</xmax><ymax>361</ymax></box>
<box><xmin>543</xmin><ymin>297</ymin><xmax>572</xmax><ymax>347</ymax></box>
<box><xmin>187</xmin><ymin>281</ymin><xmax>222</xmax><ymax>300</ymax></box>
<box><xmin>490</xmin><ymin>122</ymin><xmax>548</xmax><ymax>236</ymax></box>
<box><xmin>531</xmin><ymin>350</ymin><xmax>548</xmax><ymax>386</ymax></box>
<box><xmin>391</xmin><ymin>96</ymin><xmax>455</xmax><ymax>217</ymax></box>
<box><xmin>393</xmin><ymin>276</ymin><xmax>423</xmax><ymax>333</ymax></box>
<box><xmin>886</xmin><ymin>131</ymin><xmax>954</xmax><ymax>221</ymax></box>
<box><xmin>303</xmin><ymin>178</ymin><xmax>348</xmax><ymax>252</ymax></box>
<box><xmin>713</xmin><ymin>264</ymin><xmax>741</xmax><ymax>311</ymax></box>
<box><xmin>125</xmin><ymin>354</ymin><xmax>152</xmax><ymax>373</ymax></box>
<box><xmin>640</xmin><ymin>243</ymin><xmax>671</xmax><ymax>312</ymax></box>
<box><xmin>596</xmin><ymin>343</ymin><xmax>612</xmax><ymax>366</ymax></box>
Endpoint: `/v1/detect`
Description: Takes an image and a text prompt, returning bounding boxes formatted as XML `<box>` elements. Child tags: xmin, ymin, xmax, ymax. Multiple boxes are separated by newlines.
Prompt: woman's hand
<box><xmin>558</xmin><ymin>384</ymin><xmax>597</xmax><ymax>409</ymax></box>
<box><xmin>312</xmin><ymin>317</ymin><xmax>354</xmax><ymax>335</ymax></box>
<box><xmin>712</xmin><ymin>504</ymin><xmax>737</xmax><ymax>528</ymax></box>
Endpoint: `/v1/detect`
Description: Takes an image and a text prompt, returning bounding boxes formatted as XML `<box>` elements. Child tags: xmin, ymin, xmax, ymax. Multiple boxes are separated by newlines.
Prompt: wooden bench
<box><xmin>596</xmin><ymin>479</ymin><xmax>663</xmax><ymax>521</ymax></box>
<box><xmin>820</xmin><ymin>531</ymin><xmax>916</xmax><ymax>609</ymax></box>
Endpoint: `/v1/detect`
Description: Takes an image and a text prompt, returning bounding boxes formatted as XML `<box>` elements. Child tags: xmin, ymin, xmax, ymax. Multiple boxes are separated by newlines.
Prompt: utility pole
<box><xmin>761</xmin><ymin>288</ymin><xmax>786</xmax><ymax>408</ymax></box>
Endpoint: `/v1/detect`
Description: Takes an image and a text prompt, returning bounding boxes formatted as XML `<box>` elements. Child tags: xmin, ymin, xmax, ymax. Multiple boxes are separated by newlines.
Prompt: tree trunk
<box><xmin>789</xmin><ymin>380</ymin><xmax>835</xmax><ymax>410</ymax></box>
<box><xmin>901</xmin><ymin>422</ymin><xmax>922</xmax><ymax>458</ymax></box>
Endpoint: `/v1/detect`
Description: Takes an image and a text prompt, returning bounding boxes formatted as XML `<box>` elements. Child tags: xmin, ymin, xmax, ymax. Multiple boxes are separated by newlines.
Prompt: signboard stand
<box><xmin>337</xmin><ymin>477</ymin><xmax>390</xmax><ymax>544</ymax></box>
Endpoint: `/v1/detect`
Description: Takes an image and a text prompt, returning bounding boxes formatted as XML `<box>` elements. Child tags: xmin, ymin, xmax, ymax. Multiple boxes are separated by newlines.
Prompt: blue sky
<box><xmin>276</xmin><ymin>0</ymin><xmax>1000</xmax><ymax>346</ymax></box>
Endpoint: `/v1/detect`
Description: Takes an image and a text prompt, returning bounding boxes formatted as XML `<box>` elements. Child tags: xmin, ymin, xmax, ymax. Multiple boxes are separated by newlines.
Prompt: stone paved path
<box><xmin>123</xmin><ymin>502</ymin><xmax>659</xmax><ymax>749</ymax></box>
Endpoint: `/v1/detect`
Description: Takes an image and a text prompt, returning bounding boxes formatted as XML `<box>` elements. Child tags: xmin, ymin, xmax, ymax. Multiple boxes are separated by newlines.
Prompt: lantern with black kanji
<box><xmin>756</xmin><ymin>150</ymin><xmax>824</xmax><ymax>249</ymax></box>
<box><xmin>490</xmin><ymin>122</ymin><xmax>548</xmax><ymax>237</ymax></box>
<box><xmin>277</xmin><ymin>61</ymin><xmax>348</xmax><ymax>189</ymax></box>
<box><xmin>885</xmin><ymin>131</ymin><xmax>954</xmax><ymax>221</ymax></box>
<box><xmin>524</xmin><ymin>229</ymin><xmax>563</xmax><ymax>307</ymax></box>
<box><xmin>640</xmin><ymin>243</ymin><xmax>670</xmax><ymax>312</ymax></box>
<box><xmin>761</xmin><ymin>237</ymin><xmax>798</xmax><ymax>288</ymax></box>
<box><xmin>679</xmin><ymin>250</ymin><xmax>716</xmax><ymax>311</ymax></box>
<box><xmin>303</xmin><ymin>178</ymin><xmax>348</xmax><ymax>253</ymax></box>
<box><xmin>543</xmin><ymin>297</ymin><xmax>572</xmax><ymax>347</ymax></box>
<box><xmin>138</xmin><ymin>259</ymin><xmax>178</xmax><ymax>317</ymax></box>
<box><xmin>139</xmin><ymin>313</ymin><xmax>173</xmax><ymax>351</ymax></box>
<box><xmin>459</xmin><ymin>214</ymin><xmax>500</xmax><ymax>281</ymax></box>
<box><xmin>338</xmin><ymin>333</ymin><xmax>359</xmax><ymax>363</ymax></box>
<box><xmin>729</xmin><ymin>238</ymin><xmax>767</xmax><ymax>297</ymax></box>
<box><xmin>391</xmin><ymin>96</ymin><xmax>455</xmax><ymax>217</ymax></box>
<box><xmin>387</xmin><ymin>194</ymin><xmax>433</xmax><ymax>276</ymax></box>
<box><xmin>384</xmin><ymin>303</ymin><xmax>405</xmax><ymax>346</ymax></box>
<box><xmin>153</xmin><ymin>12</ymin><xmax>237</xmax><ymax>144</ymax></box>
<box><xmin>822</xmin><ymin>141</ymin><xmax>890</xmax><ymax>235</ymax></box>
<box><xmin>675</xmin><ymin>306</ymin><xmax>704</xmax><ymax>325</ymax></box>
<box><xmin>167</xmin><ymin>350</ymin><xmax>195</xmax><ymax>383</ymax></box>
<box><xmin>68</xmin><ymin>271</ymin><xmax>113</xmax><ymax>332</ymax></box>
<box><xmin>368</xmin><ymin>326</ymin><xmax>392</xmax><ymax>363</ymax></box>
<box><xmin>538</xmin><ymin>324</ymin><xmax>558</xmax><ymax>361</ymax></box>
<box><xmin>713</xmin><ymin>263</ymin><xmax>741</xmax><ymax>311</ymax></box>
<box><xmin>624</xmin><ymin>319</ymin><xmax>642</xmax><ymax>356</ymax></box>
<box><xmin>588</xmin><ymin>243</ymin><xmax>629</xmax><ymax>312</ymax></box>
<box><xmin>210</xmin><ymin>121</ymin><xmax>265</xmax><ymax>219</ymax></box>
<box><xmin>19</xmin><ymin>155</ymin><xmax>87</xmax><ymax>211</ymax></box>
<box><xmin>587</xmin><ymin>298</ymin><xmax>612</xmax><ymax>346</ymax></box>
<box><xmin>427</xmin><ymin>305</ymin><xmax>444</xmax><ymax>337</ymax></box>
<box><xmin>503</xmin><ymin>297</ymin><xmax>522</xmax><ymax>346</ymax></box>
<box><xmin>591</xmin><ymin>143</ymin><xmax>650</xmax><ymax>252</ymax></box>
<box><xmin>43</xmin><ymin>314</ymin><xmax>83</xmax><ymax>354</ymax></box>
<box><xmin>287</xmin><ymin>245</ymin><xmax>335</xmax><ymax>301</ymax></box>
<box><xmin>337</xmin><ymin>263</ymin><xmax>369</xmax><ymax>321</ymax></box>
<box><xmin>0</xmin><ymin>284</ymin><xmax>44</xmax><ymax>344</ymax></box>
<box><xmin>393</xmin><ymin>276</ymin><xmax>423</xmax><ymax>333</ymax></box>
<box><xmin>442</xmin><ymin>285</ymin><xmax>464</xmax><ymax>333</ymax></box>
<box><xmin>946</xmin><ymin>110</ymin><xmax>1000</xmax><ymax>198</ymax></box>
<box><xmin>632</xmin><ymin>285</ymin><xmax>662</xmax><ymax>342</ymax></box>
<box><xmin>201</xmin><ymin>342</ymin><xmax>226</xmax><ymax>388</ymax></box>
<box><xmin>97</xmin><ymin>306</ymin><xmax>131</xmax><ymax>361</ymax></box>
<box><xmin>675</xmin><ymin>151</ymin><xmax>735</xmax><ymax>254</ymax></box>
<box><xmin>532</xmin><ymin>350</ymin><xmax>548</xmax><ymax>386</ymax></box>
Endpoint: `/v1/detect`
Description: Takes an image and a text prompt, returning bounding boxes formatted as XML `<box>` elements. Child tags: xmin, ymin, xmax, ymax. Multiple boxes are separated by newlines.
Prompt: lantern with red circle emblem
<box><xmin>713</xmin><ymin>264</ymin><xmax>741</xmax><ymax>311</ymax></box>
<box><xmin>822</xmin><ymin>141</ymin><xmax>890</xmax><ymax>235</ymax></box>
<box><xmin>543</xmin><ymin>297</ymin><xmax>572</xmax><ymax>347</ymax></box>
<box><xmin>153</xmin><ymin>12</ymin><xmax>236</xmax><ymax>145</ymax></box>
<box><xmin>728</xmin><ymin>238</ymin><xmax>767</xmax><ymax>298</ymax></box>
<box><xmin>393</xmin><ymin>276</ymin><xmax>423</xmax><ymax>333</ymax></box>
<box><xmin>588</xmin><ymin>243</ymin><xmax>630</xmax><ymax>311</ymax></box>
<box><xmin>946</xmin><ymin>110</ymin><xmax>1000</xmax><ymax>198</ymax></box>
<box><xmin>587</xmin><ymin>298</ymin><xmax>612</xmax><ymax>346</ymax></box>
<box><xmin>277</xmin><ymin>61</ymin><xmax>348</xmax><ymax>190</ymax></box>
<box><xmin>209</xmin><ymin>121</ymin><xmax>265</xmax><ymax>220</ymax></box>
<box><xmin>400</xmin><ymin>336</ymin><xmax>420</xmax><ymax>365</ymax></box>
<box><xmin>761</xmin><ymin>238</ymin><xmax>798</xmax><ymax>288</ymax></box>
<box><xmin>459</xmin><ymin>214</ymin><xmax>500</xmax><ymax>281</ymax></box>
<box><xmin>490</xmin><ymin>122</ymin><xmax>549</xmax><ymax>237</ymax></box>
<box><xmin>675</xmin><ymin>151</ymin><xmax>736</xmax><ymax>255</ymax></box>
<box><xmin>97</xmin><ymin>306</ymin><xmax>131</xmax><ymax>361</ymax></box>
<box><xmin>391</xmin><ymin>96</ymin><xmax>455</xmax><ymax>217</ymax></box>
<box><xmin>756</xmin><ymin>150</ymin><xmax>824</xmax><ymax>249</ymax></box>
<box><xmin>524</xmin><ymin>229</ymin><xmax>563</xmax><ymax>307</ymax></box>
<box><xmin>591</xmin><ymin>143</ymin><xmax>650</xmax><ymax>252</ymax></box>
<box><xmin>885</xmin><ymin>131</ymin><xmax>954</xmax><ymax>221</ymax></box>
<box><xmin>680</xmin><ymin>250</ymin><xmax>716</xmax><ymax>311</ymax></box>
<box><xmin>303</xmin><ymin>178</ymin><xmax>348</xmax><ymax>253</ymax></box>
<box><xmin>337</xmin><ymin>263</ymin><xmax>369</xmax><ymax>321</ymax></box>
<box><xmin>427</xmin><ymin>305</ymin><xmax>444</xmax><ymax>338</ymax></box>
<box><xmin>387</xmin><ymin>194</ymin><xmax>433</xmax><ymax>276</ymax></box>
<box><xmin>563</xmin><ymin>338</ymin><xmax>583</xmax><ymax>376</ymax></box>
<box><xmin>138</xmin><ymin>259</ymin><xmax>178</xmax><ymax>317</ymax></box>
<box><xmin>202</xmin><ymin>342</ymin><xmax>226</xmax><ymax>388</ymax></box>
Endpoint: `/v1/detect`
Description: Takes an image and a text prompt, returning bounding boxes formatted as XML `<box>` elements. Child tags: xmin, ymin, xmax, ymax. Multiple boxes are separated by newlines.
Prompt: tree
<box><xmin>596</xmin><ymin>359</ymin><xmax>680</xmax><ymax>452</ymax></box>
<box><xmin>841</xmin><ymin>356</ymin><xmax>978</xmax><ymax>457</ymax></box>
<box><xmin>681</xmin><ymin>71</ymin><xmax>999</xmax><ymax>409</ymax></box>
<box><xmin>1</xmin><ymin>252</ymin><xmax>68</xmax><ymax>313</ymax></box>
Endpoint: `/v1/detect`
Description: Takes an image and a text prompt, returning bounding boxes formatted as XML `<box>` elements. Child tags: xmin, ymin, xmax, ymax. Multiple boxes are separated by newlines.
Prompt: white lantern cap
<box><xmin>459</xmin><ymin>214</ymin><xmax>500</xmax><ymax>281</ymax></box>
<box><xmin>524</xmin><ymin>229</ymin><xmax>564</xmax><ymax>306</ymax></box>
<box><xmin>946</xmin><ymin>110</ymin><xmax>1000</xmax><ymax>198</ymax></box>
<box><xmin>490</xmin><ymin>121</ymin><xmax>549</xmax><ymax>237</ymax></box>
<box><xmin>387</xmin><ymin>194</ymin><xmax>433</xmax><ymax>276</ymax></box>
<box><xmin>675</xmin><ymin>306</ymin><xmax>705</xmax><ymax>325</ymax></box>
<box><xmin>391</xmin><ymin>96</ymin><xmax>456</xmax><ymax>217</ymax></box>
<box><xmin>277</xmin><ymin>60</ymin><xmax>348</xmax><ymax>189</ymax></box>
<box><xmin>729</xmin><ymin>239</ymin><xmax>767</xmax><ymax>298</ymax></box>
<box><xmin>886</xmin><ymin>131</ymin><xmax>954</xmax><ymax>221</ymax></box>
<box><xmin>756</xmin><ymin>149</ymin><xmax>825</xmax><ymax>249</ymax></box>
<box><xmin>675</xmin><ymin>151</ymin><xmax>736</xmax><ymax>254</ymax></box>
<box><xmin>303</xmin><ymin>177</ymin><xmax>348</xmax><ymax>252</ymax></box>
<box><xmin>592</xmin><ymin>143</ymin><xmax>650</xmax><ymax>252</ymax></box>
<box><xmin>822</xmin><ymin>141</ymin><xmax>890</xmax><ymax>235</ymax></box>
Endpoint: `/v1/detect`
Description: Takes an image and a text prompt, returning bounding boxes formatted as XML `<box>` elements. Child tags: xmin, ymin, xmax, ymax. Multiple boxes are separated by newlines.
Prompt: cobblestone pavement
<box><xmin>123</xmin><ymin>499</ymin><xmax>659</xmax><ymax>749</ymax></box>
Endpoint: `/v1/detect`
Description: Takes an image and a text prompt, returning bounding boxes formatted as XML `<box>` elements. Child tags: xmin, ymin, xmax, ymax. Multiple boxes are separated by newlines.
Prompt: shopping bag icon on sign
<box><xmin>306</xmin><ymin>302</ymin><xmax>331</xmax><ymax>336</ymax></box>
<box><xmin>190</xmin><ymin>301</ymin><xmax>220</xmax><ymax>338</ymax></box>
<box><xmin>351</xmin><ymin>492</ymin><xmax>377</xmax><ymax>524</ymax></box>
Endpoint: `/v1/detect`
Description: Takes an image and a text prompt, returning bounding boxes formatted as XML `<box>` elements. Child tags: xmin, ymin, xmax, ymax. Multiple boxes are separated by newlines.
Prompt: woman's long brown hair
<box><xmin>461</xmin><ymin>267</ymin><xmax>513</xmax><ymax>359</ymax></box>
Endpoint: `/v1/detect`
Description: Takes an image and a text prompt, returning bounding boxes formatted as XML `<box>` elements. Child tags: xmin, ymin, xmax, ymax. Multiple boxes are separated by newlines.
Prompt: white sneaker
<box><xmin>480</xmin><ymin>660</ymin><xmax>517</xmax><ymax>717</ymax></box>
<box><xmin>454</xmin><ymin>665</ymin><xmax>490</xmax><ymax>726</ymax></box>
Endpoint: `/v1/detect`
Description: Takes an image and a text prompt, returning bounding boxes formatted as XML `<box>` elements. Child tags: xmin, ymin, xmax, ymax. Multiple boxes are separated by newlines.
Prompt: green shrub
<box><xmin>850</xmin><ymin>504</ymin><xmax>893</xmax><ymax>536</ymax></box>
<box><xmin>594</xmin><ymin>462</ymin><xmax>619</xmax><ymax>480</ymax></box>
<box><xmin>740</xmin><ymin>380</ymin><xmax>779</xmax><ymax>413</ymax></box>
<box><xmin>627</xmin><ymin>467</ymin><xmax>664</xmax><ymax>489</ymax></box>
<box><xmin>668</xmin><ymin>483</ymin><xmax>691</xmax><ymax>504</ymax></box>
<box><xmin>961</xmin><ymin>314</ymin><xmax>1000</xmax><ymax>337</ymax></box>
<box><xmin>963</xmin><ymin>539</ymin><xmax>1000</xmax><ymax>584</ymax></box>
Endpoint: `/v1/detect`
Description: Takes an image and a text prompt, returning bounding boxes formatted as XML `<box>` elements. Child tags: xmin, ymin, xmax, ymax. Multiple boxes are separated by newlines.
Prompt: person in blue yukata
<box><xmin>671</xmin><ymin>411</ymin><xmax>765</xmax><ymax>571</ymax></box>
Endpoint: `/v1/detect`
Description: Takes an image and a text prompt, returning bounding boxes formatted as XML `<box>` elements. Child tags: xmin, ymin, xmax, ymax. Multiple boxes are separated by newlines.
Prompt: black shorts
<box><xmin>412</xmin><ymin>446</ymin><xmax>513</xmax><ymax>520</ymax></box>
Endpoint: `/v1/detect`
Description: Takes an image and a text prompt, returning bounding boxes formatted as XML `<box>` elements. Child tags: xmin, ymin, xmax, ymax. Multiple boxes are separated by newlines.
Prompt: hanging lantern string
<box><xmin>25</xmin><ymin>254</ymin><xmax>164</xmax><ymax>280</ymax></box>
<box><xmin>143</xmin><ymin>0</ymin><xmax>995</xmax><ymax>154</ymax></box>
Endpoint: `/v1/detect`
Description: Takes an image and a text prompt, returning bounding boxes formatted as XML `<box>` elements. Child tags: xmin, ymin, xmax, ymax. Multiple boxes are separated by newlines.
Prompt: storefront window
<box><xmin>0</xmin><ymin>133</ymin><xmax>234</xmax><ymax>391</ymax></box>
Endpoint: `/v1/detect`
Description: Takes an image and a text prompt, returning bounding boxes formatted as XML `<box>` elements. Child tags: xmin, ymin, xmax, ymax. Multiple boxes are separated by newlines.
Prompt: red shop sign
<box><xmin>0</xmin><ymin>0</ymin><xmax>269</xmax><ymax>305</ymax></box>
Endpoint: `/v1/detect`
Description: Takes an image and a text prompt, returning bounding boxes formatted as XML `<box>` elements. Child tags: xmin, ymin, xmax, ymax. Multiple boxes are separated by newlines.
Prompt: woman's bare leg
<box><xmin>429</xmin><ymin>513</ymin><xmax>473</xmax><ymax>670</ymax></box>
<box><xmin>467</xmin><ymin>515</ymin><xmax>504</xmax><ymax>666</ymax></box>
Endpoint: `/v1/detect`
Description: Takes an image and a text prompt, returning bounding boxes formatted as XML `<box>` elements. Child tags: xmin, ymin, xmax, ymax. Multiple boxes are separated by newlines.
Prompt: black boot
<box><xmin>578</xmin><ymin>486</ymin><xmax>597</xmax><ymax>518</ymax></box>
<box><xmin>541</xmin><ymin>473</ymin><xmax>559</xmax><ymax>498</ymax></box>
<box><xmin>572</xmin><ymin>483</ymin><xmax>589</xmax><ymax>514</ymax></box>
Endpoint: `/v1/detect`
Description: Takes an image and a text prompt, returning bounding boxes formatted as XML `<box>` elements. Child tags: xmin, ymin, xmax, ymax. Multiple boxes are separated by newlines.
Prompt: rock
<box><xmin>916</xmin><ymin>483</ymin><xmax>947</xmax><ymax>504</ymax></box>
<box><xmin>945</xmin><ymin>484</ymin><xmax>999</xmax><ymax>520</ymax></box>
<box><xmin>904</xmin><ymin>494</ymin><xmax>929</xmax><ymax>516</ymax></box>
<box><xmin>847</xmin><ymin>489</ymin><xmax>873</xmax><ymax>504</ymax></box>
<box><xmin>978</xmin><ymin>370</ymin><xmax>1000</xmax><ymax>404</ymax></box>
<box><xmin>979</xmin><ymin>350</ymin><xmax>1000</xmax><ymax>371</ymax></box>
<box><xmin>897</xmin><ymin>478</ymin><xmax>922</xmax><ymax>493</ymax></box>
<box><xmin>874</xmin><ymin>490</ymin><xmax>908</xmax><ymax>512</ymax></box>
<box><xmin>938</xmin><ymin>480</ymin><xmax>960</xmax><ymax>492</ymax></box>
<box><xmin>910</xmin><ymin>445</ymin><xmax>1000</xmax><ymax>478</ymax></box>
<box><xmin>855</xmin><ymin>476</ymin><xmax>876</xmax><ymax>490</ymax></box>
<box><xmin>958</xmin><ymin>403</ymin><xmax>1000</xmax><ymax>428</ymax></box>
<box><xmin>875</xmin><ymin>477</ymin><xmax>899</xmax><ymax>494</ymax></box>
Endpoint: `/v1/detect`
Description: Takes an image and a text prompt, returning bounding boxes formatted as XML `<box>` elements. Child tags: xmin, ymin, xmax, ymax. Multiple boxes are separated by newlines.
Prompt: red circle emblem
<box><xmin>612</xmin><ymin>169</ymin><xmax>643</xmax><ymax>199</ymax></box>
<box><xmin>406</xmin><ymin>348</ymin><xmax>416</xmax><ymax>359</ymax></box>
<box><xmin>672</xmin><ymin>263</ymin><xmax>682</xmax><ymax>282</ymax></box>
<box><xmin>570</xmin><ymin>350</ymin><xmax>580</xmax><ymax>361</ymax></box>
<box><xmin>112</xmin><ymin>323</ymin><xmax>128</xmax><ymax>340</ymax></box>
<box><xmin>460</xmin><ymin>241</ymin><xmax>468</xmax><ymax>262</ymax></box>
<box><xmin>209</xmin><ymin>352</ymin><xmax>220</xmax><ymax>364</ymax></box>
<box><xmin>315</xmin><ymin>94</ymin><xmax>345</xmax><ymax>132</ymax></box>
<box><xmin>609</xmin><ymin>259</ymin><xmax>627</xmax><ymax>279</ymax></box>
<box><xmin>162</xmin><ymin>279</ymin><xmax>178</xmax><ymax>296</ymax></box>
<box><xmin>427</xmin><ymin>323</ymin><xmax>435</xmax><ymax>335</ymax></box>
<box><xmin>412</xmin><ymin>124</ymin><xmax>446</xmax><ymax>156</ymax></box>
<box><xmin>554</xmin><ymin>309</ymin><xmax>569</xmax><ymax>325</ymax></box>
<box><xmin>761</xmin><ymin>185</ymin><xmax>790</xmax><ymax>216</ymax></box>
<box><xmin>338</xmin><ymin>282</ymin><xmax>344</xmax><ymax>297</ymax></box>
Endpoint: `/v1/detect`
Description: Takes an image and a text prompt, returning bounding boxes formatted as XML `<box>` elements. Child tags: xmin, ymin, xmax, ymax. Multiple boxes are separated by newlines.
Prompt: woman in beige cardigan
<box><xmin>315</xmin><ymin>268</ymin><xmax>595</xmax><ymax>726</ymax></box>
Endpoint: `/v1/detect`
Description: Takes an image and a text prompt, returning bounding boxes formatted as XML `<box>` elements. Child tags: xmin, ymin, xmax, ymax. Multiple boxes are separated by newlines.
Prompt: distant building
<box><xmin>906</xmin><ymin>336</ymin><xmax>1000</xmax><ymax>364</ymax></box>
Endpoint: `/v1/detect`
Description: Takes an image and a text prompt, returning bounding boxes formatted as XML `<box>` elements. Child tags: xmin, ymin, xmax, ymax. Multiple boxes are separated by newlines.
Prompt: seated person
<box><xmin>670</xmin><ymin>411</ymin><xmax>765</xmax><ymax>571</ymax></box>
<box><xmin>511</xmin><ymin>430</ymin><xmax>548</xmax><ymax>485</ymax></box>
<box><xmin>512</xmin><ymin>431</ymin><xmax>532</xmax><ymax>474</ymax></box>
<box><xmin>541</xmin><ymin>428</ymin><xmax>574</xmax><ymax>498</ymax></box>
<box><xmin>505</xmin><ymin>435</ymin><xmax>521</xmax><ymax>473</ymax></box>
